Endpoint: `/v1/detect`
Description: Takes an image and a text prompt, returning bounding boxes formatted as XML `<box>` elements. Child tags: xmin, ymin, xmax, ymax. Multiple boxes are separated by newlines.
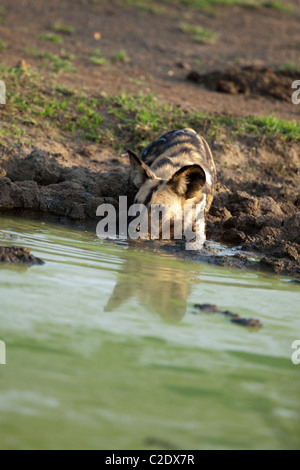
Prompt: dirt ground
<box><xmin>0</xmin><ymin>0</ymin><xmax>299</xmax><ymax>277</ymax></box>
<box><xmin>1</xmin><ymin>0</ymin><xmax>300</xmax><ymax>119</ymax></box>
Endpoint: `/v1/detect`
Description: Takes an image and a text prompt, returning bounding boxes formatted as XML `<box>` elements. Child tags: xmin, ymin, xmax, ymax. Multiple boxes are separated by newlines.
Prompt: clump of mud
<box><xmin>0</xmin><ymin>147</ymin><xmax>135</xmax><ymax>224</ymax></box>
<box><xmin>193</xmin><ymin>303</ymin><xmax>263</xmax><ymax>328</ymax></box>
<box><xmin>0</xmin><ymin>246</ymin><xmax>44</xmax><ymax>265</ymax></box>
<box><xmin>207</xmin><ymin>188</ymin><xmax>300</xmax><ymax>277</ymax></box>
<box><xmin>187</xmin><ymin>66</ymin><xmax>298</xmax><ymax>102</ymax></box>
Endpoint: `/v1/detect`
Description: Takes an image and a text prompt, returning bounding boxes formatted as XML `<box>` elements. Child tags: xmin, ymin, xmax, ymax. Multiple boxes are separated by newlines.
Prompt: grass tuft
<box><xmin>0</xmin><ymin>7</ymin><xmax>7</xmax><ymax>24</ymax></box>
<box><xmin>88</xmin><ymin>57</ymin><xmax>110</xmax><ymax>66</ymax></box>
<box><xmin>122</xmin><ymin>0</ymin><xmax>166</xmax><ymax>14</ymax></box>
<box><xmin>88</xmin><ymin>50</ymin><xmax>110</xmax><ymax>66</ymax></box>
<box><xmin>28</xmin><ymin>50</ymin><xmax>76</xmax><ymax>72</ymax></box>
<box><xmin>37</xmin><ymin>33</ymin><xmax>63</xmax><ymax>43</ymax></box>
<box><xmin>172</xmin><ymin>0</ymin><xmax>295</xmax><ymax>13</ymax></box>
<box><xmin>180</xmin><ymin>23</ymin><xmax>217</xmax><ymax>44</ymax></box>
<box><xmin>113</xmin><ymin>49</ymin><xmax>130</xmax><ymax>62</ymax></box>
<box><xmin>52</xmin><ymin>23</ymin><xmax>76</xmax><ymax>34</ymax></box>
<box><xmin>278</xmin><ymin>61</ymin><xmax>300</xmax><ymax>73</ymax></box>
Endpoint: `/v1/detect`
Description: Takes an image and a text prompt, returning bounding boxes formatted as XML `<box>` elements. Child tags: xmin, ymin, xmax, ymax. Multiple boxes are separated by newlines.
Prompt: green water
<box><xmin>0</xmin><ymin>217</ymin><xmax>299</xmax><ymax>450</ymax></box>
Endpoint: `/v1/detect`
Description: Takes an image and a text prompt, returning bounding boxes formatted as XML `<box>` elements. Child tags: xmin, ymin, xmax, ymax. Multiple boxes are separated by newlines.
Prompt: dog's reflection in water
<box><xmin>104</xmin><ymin>253</ymin><xmax>196</xmax><ymax>322</ymax></box>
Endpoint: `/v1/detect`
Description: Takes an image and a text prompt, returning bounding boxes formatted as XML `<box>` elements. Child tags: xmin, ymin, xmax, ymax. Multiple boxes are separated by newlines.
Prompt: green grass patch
<box><xmin>115</xmin><ymin>0</ymin><xmax>296</xmax><ymax>14</ymax></box>
<box><xmin>39</xmin><ymin>52</ymin><xmax>75</xmax><ymax>72</ymax></box>
<box><xmin>238</xmin><ymin>116</ymin><xmax>300</xmax><ymax>140</ymax></box>
<box><xmin>37</xmin><ymin>33</ymin><xmax>63</xmax><ymax>43</ymax></box>
<box><xmin>101</xmin><ymin>93</ymin><xmax>300</xmax><ymax>147</ymax></box>
<box><xmin>278</xmin><ymin>61</ymin><xmax>300</xmax><ymax>73</ymax></box>
<box><xmin>90</xmin><ymin>48</ymin><xmax>102</xmax><ymax>57</ymax></box>
<box><xmin>180</xmin><ymin>23</ymin><xmax>217</xmax><ymax>44</ymax></box>
<box><xmin>92</xmin><ymin>0</ymin><xmax>296</xmax><ymax>14</ymax></box>
<box><xmin>59</xmin><ymin>50</ymin><xmax>76</xmax><ymax>61</ymax></box>
<box><xmin>167</xmin><ymin>0</ymin><xmax>294</xmax><ymax>13</ymax></box>
<box><xmin>88</xmin><ymin>49</ymin><xmax>110</xmax><ymax>66</ymax></box>
<box><xmin>0</xmin><ymin>40</ymin><xmax>6</xmax><ymax>51</ymax></box>
<box><xmin>0</xmin><ymin>6</ymin><xmax>7</xmax><ymax>24</ymax></box>
<box><xmin>0</xmin><ymin>65</ymin><xmax>299</xmax><ymax>148</ymax></box>
<box><xmin>113</xmin><ymin>49</ymin><xmax>130</xmax><ymax>62</ymax></box>
<box><xmin>88</xmin><ymin>57</ymin><xmax>110</xmax><ymax>66</ymax></box>
<box><xmin>122</xmin><ymin>0</ymin><xmax>166</xmax><ymax>14</ymax></box>
<box><xmin>28</xmin><ymin>50</ymin><xmax>76</xmax><ymax>72</ymax></box>
<box><xmin>186</xmin><ymin>113</ymin><xmax>300</xmax><ymax>141</ymax></box>
<box><xmin>0</xmin><ymin>66</ymin><xmax>103</xmax><ymax>142</ymax></box>
<box><xmin>52</xmin><ymin>23</ymin><xmax>76</xmax><ymax>34</ymax></box>
<box><xmin>106</xmin><ymin>93</ymin><xmax>182</xmax><ymax>146</ymax></box>
<box><xmin>260</xmin><ymin>1</ymin><xmax>294</xmax><ymax>13</ymax></box>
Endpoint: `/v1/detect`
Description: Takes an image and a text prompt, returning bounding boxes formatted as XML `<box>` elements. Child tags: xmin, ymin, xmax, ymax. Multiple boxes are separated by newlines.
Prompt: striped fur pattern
<box><xmin>128</xmin><ymin>128</ymin><xmax>217</xmax><ymax>241</ymax></box>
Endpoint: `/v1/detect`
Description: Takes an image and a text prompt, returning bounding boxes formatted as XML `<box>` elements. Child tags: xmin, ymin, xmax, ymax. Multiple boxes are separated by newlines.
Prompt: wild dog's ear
<box><xmin>127</xmin><ymin>149</ymin><xmax>157</xmax><ymax>188</ymax></box>
<box><xmin>167</xmin><ymin>164</ymin><xmax>206</xmax><ymax>199</ymax></box>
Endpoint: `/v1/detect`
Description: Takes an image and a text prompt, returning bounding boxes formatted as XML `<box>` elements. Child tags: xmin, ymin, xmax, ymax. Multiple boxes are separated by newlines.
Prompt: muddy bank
<box><xmin>187</xmin><ymin>66</ymin><xmax>299</xmax><ymax>102</ymax></box>
<box><xmin>0</xmin><ymin>146</ymin><xmax>136</xmax><ymax>225</ymax></box>
<box><xmin>0</xmin><ymin>145</ymin><xmax>299</xmax><ymax>278</ymax></box>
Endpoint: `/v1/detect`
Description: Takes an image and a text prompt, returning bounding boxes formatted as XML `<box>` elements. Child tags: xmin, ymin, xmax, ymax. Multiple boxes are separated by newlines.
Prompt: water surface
<box><xmin>0</xmin><ymin>217</ymin><xmax>299</xmax><ymax>450</ymax></box>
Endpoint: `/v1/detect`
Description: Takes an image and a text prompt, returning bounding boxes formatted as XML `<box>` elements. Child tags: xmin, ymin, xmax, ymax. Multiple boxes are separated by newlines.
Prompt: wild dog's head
<box><xmin>127</xmin><ymin>149</ymin><xmax>207</xmax><ymax>239</ymax></box>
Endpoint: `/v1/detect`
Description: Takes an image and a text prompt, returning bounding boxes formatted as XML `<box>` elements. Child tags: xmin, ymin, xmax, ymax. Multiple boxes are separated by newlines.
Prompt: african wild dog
<box><xmin>127</xmin><ymin>128</ymin><xmax>216</xmax><ymax>246</ymax></box>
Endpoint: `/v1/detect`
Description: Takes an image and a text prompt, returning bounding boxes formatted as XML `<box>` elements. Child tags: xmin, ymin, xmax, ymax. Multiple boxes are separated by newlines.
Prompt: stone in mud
<box><xmin>11</xmin><ymin>180</ymin><xmax>41</xmax><ymax>210</ymax></box>
<box><xmin>271</xmin><ymin>243</ymin><xmax>299</xmax><ymax>261</ymax></box>
<box><xmin>193</xmin><ymin>304</ymin><xmax>219</xmax><ymax>313</ymax></box>
<box><xmin>0</xmin><ymin>178</ymin><xmax>14</xmax><ymax>210</ymax></box>
<box><xmin>227</xmin><ymin>215</ymin><xmax>282</xmax><ymax>233</ymax></box>
<box><xmin>231</xmin><ymin>318</ymin><xmax>263</xmax><ymax>328</ymax></box>
<box><xmin>222</xmin><ymin>310</ymin><xmax>239</xmax><ymax>319</ymax></box>
<box><xmin>0</xmin><ymin>246</ymin><xmax>44</xmax><ymax>265</ymax></box>
<box><xmin>226</xmin><ymin>191</ymin><xmax>284</xmax><ymax>218</ymax></box>
<box><xmin>7</xmin><ymin>149</ymin><xmax>62</xmax><ymax>185</ymax></box>
<box><xmin>284</xmin><ymin>213</ymin><xmax>300</xmax><ymax>244</ymax></box>
<box><xmin>193</xmin><ymin>303</ymin><xmax>263</xmax><ymax>328</ymax></box>
<box><xmin>221</xmin><ymin>228</ymin><xmax>246</xmax><ymax>244</ymax></box>
<box><xmin>259</xmin><ymin>256</ymin><xmax>289</xmax><ymax>275</ymax></box>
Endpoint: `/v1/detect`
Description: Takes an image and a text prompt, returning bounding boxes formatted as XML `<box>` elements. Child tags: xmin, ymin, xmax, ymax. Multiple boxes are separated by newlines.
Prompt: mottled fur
<box><xmin>128</xmin><ymin>128</ymin><xmax>217</xmax><ymax>241</ymax></box>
